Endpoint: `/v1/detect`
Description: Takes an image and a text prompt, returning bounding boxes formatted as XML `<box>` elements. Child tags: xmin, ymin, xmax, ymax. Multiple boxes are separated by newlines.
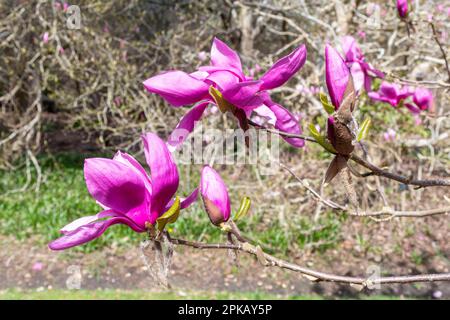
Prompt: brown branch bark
<box><xmin>249</xmin><ymin>122</ymin><xmax>450</xmax><ymax>188</ymax></box>
<box><xmin>169</xmin><ymin>237</ymin><xmax>450</xmax><ymax>286</ymax></box>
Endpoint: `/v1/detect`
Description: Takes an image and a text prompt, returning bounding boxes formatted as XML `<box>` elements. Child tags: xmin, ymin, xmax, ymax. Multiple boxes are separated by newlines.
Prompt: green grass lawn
<box><xmin>0</xmin><ymin>288</ymin><xmax>405</xmax><ymax>300</ymax></box>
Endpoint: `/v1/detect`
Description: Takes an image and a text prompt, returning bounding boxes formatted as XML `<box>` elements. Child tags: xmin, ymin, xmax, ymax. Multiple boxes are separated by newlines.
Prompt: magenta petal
<box><xmin>143</xmin><ymin>70</ymin><xmax>209</xmax><ymax>107</ymax></box>
<box><xmin>200</xmin><ymin>166</ymin><xmax>230</xmax><ymax>225</ymax></box>
<box><xmin>205</xmin><ymin>70</ymin><xmax>240</xmax><ymax>91</ymax></box>
<box><xmin>413</xmin><ymin>87</ymin><xmax>433</xmax><ymax>110</ymax></box>
<box><xmin>84</xmin><ymin>158</ymin><xmax>147</xmax><ymax>215</ymax></box>
<box><xmin>142</xmin><ymin>132</ymin><xmax>179</xmax><ymax>223</ymax></box>
<box><xmin>113</xmin><ymin>151</ymin><xmax>151</xmax><ymax>190</ymax></box>
<box><xmin>397</xmin><ymin>0</ymin><xmax>408</xmax><ymax>17</ymax></box>
<box><xmin>349</xmin><ymin>62</ymin><xmax>365</xmax><ymax>92</ymax></box>
<box><xmin>265</xmin><ymin>98</ymin><xmax>304</xmax><ymax>148</ymax></box>
<box><xmin>167</xmin><ymin>101</ymin><xmax>209</xmax><ymax>151</ymax></box>
<box><xmin>260</xmin><ymin>44</ymin><xmax>307</xmax><ymax>90</ymax></box>
<box><xmin>210</xmin><ymin>38</ymin><xmax>243</xmax><ymax>76</ymax></box>
<box><xmin>221</xmin><ymin>80</ymin><xmax>263</xmax><ymax>111</ymax></box>
<box><xmin>181</xmin><ymin>188</ymin><xmax>199</xmax><ymax>209</ymax></box>
<box><xmin>325</xmin><ymin>44</ymin><xmax>350</xmax><ymax>109</ymax></box>
<box><xmin>341</xmin><ymin>36</ymin><xmax>362</xmax><ymax>62</ymax></box>
<box><xmin>405</xmin><ymin>103</ymin><xmax>421</xmax><ymax>114</ymax></box>
<box><xmin>60</xmin><ymin>210</ymin><xmax>114</xmax><ymax>234</ymax></box>
<box><xmin>368</xmin><ymin>91</ymin><xmax>396</xmax><ymax>106</ymax></box>
<box><xmin>49</xmin><ymin>216</ymin><xmax>143</xmax><ymax>250</ymax></box>
<box><xmin>165</xmin><ymin>188</ymin><xmax>199</xmax><ymax>212</ymax></box>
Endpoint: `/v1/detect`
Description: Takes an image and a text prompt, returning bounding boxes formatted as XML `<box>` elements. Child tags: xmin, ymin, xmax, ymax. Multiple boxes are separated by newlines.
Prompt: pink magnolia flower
<box><xmin>42</xmin><ymin>32</ymin><xmax>49</xmax><ymax>44</ymax></box>
<box><xmin>200</xmin><ymin>166</ymin><xmax>230</xmax><ymax>226</ymax></box>
<box><xmin>397</xmin><ymin>0</ymin><xmax>408</xmax><ymax>18</ymax></box>
<box><xmin>325</xmin><ymin>44</ymin><xmax>351</xmax><ymax>109</ymax></box>
<box><xmin>340</xmin><ymin>36</ymin><xmax>384</xmax><ymax>92</ymax></box>
<box><xmin>325</xmin><ymin>45</ymin><xmax>356</xmax><ymax>156</ymax></box>
<box><xmin>63</xmin><ymin>2</ymin><xmax>69</xmax><ymax>12</ymax></box>
<box><xmin>369</xmin><ymin>82</ymin><xmax>432</xmax><ymax>114</ymax></box>
<box><xmin>48</xmin><ymin>133</ymin><xmax>198</xmax><ymax>250</ymax></box>
<box><xmin>412</xmin><ymin>87</ymin><xmax>433</xmax><ymax>111</ymax></box>
<box><xmin>143</xmin><ymin>38</ymin><xmax>307</xmax><ymax>149</ymax></box>
<box><xmin>383</xmin><ymin>128</ymin><xmax>396</xmax><ymax>142</ymax></box>
<box><xmin>368</xmin><ymin>82</ymin><xmax>413</xmax><ymax>107</ymax></box>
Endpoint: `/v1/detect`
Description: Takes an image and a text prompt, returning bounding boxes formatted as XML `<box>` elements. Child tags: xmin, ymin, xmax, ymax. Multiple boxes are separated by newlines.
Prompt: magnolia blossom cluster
<box><xmin>49</xmin><ymin>133</ymin><xmax>232</xmax><ymax>250</ymax></box>
<box><xmin>368</xmin><ymin>82</ymin><xmax>433</xmax><ymax>114</ymax></box>
<box><xmin>49</xmin><ymin>29</ymin><xmax>430</xmax><ymax>250</ymax></box>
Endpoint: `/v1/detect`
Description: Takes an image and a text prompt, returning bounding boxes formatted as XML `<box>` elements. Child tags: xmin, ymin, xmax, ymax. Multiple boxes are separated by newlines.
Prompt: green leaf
<box><xmin>233</xmin><ymin>196</ymin><xmax>251</xmax><ymax>221</ymax></box>
<box><xmin>319</xmin><ymin>92</ymin><xmax>335</xmax><ymax>115</ymax></box>
<box><xmin>308</xmin><ymin>124</ymin><xmax>337</xmax><ymax>154</ymax></box>
<box><xmin>156</xmin><ymin>196</ymin><xmax>180</xmax><ymax>232</ymax></box>
<box><xmin>357</xmin><ymin>118</ymin><xmax>371</xmax><ymax>142</ymax></box>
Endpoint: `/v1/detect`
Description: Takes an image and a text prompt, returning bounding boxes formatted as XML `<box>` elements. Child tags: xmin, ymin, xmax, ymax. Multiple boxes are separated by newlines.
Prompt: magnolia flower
<box><xmin>340</xmin><ymin>36</ymin><xmax>384</xmax><ymax>92</ymax></box>
<box><xmin>383</xmin><ymin>128</ymin><xmax>397</xmax><ymax>142</ymax></box>
<box><xmin>48</xmin><ymin>133</ymin><xmax>198</xmax><ymax>250</ymax></box>
<box><xmin>397</xmin><ymin>0</ymin><xmax>408</xmax><ymax>18</ymax></box>
<box><xmin>325</xmin><ymin>44</ymin><xmax>352</xmax><ymax>110</ymax></box>
<box><xmin>324</xmin><ymin>44</ymin><xmax>357</xmax><ymax>183</ymax></box>
<box><xmin>412</xmin><ymin>87</ymin><xmax>433</xmax><ymax>111</ymax></box>
<box><xmin>200</xmin><ymin>166</ymin><xmax>230</xmax><ymax>226</ymax></box>
<box><xmin>42</xmin><ymin>32</ymin><xmax>49</xmax><ymax>44</ymax></box>
<box><xmin>368</xmin><ymin>82</ymin><xmax>413</xmax><ymax>107</ymax></box>
<box><xmin>368</xmin><ymin>82</ymin><xmax>432</xmax><ymax>114</ymax></box>
<box><xmin>143</xmin><ymin>37</ymin><xmax>307</xmax><ymax>149</ymax></box>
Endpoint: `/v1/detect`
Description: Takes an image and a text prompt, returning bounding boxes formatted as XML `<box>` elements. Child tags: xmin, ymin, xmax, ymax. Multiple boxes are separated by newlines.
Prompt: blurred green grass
<box><xmin>0</xmin><ymin>153</ymin><xmax>342</xmax><ymax>254</ymax></box>
<box><xmin>0</xmin><ymin>288</ymin><xmax>405</xmax><ymax>300</ymax></box>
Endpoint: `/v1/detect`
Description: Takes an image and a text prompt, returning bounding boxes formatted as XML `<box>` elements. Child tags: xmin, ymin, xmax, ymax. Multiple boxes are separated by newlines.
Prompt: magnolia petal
<box><xmin>49</xmin><ymin>216</ymin><xmax>143</xmax><ymax>251</ymax></box>
<box><xmin>349</xmin><ymin>62</ymin><xmax>365</xmax><ymax>92</ymax></box>
<box><xmin>142</xmin><ymin>132</ymin><xmax>179</xmax><ymax>223</ymax></box>
<box><xmin>405</xmin><ymin>103</ymin><xmax>421</xmax><ymax>114</ymax></box>
<box><xmin>265</xmin><ymin>99</ymin><xmax>304</xmax><ymax>148</ymax></box>
<box><xmin>210</xmin><ymin>38</ymin><xmax>243</xmax><ymax>76</ymax></box>
<box><xmin>181</xmin><ymin>188</ymin><xmax>199</xmax><ymax>209</ymax></box>
<box><xmin>143</xmin><ymin>70</ymin><xmax>209</xmax><ymax>107</ymax></box>
<box><xmin>84</xmin><ymin>158</ymin><xmax>147</xmax><ymax>215</ymax></box>
<box><xmin>325</xmin><ymin>44</ymin><xmax>350</xmax><ymax>109</ymax></box>
<box><xmin>164</xmin><ymin>188</ymin><xmax>199</xmax><ymax>212</ymax></box>
<box><xmin>205</xmin><ymin>70</ymin><xmax>240</xmax><ymax>92</ymax></box>
<box><xmin>368</xmin><ymin>90</ymin><xmax>398</xmax><ymax>107</ymax></box>
<box><xmin>413</xmin><ymin>88</ymin><xmax>433</xmax><ymax>110</ymax></box>
<box><xmin>60</xmin><ymin>210</ymin><xmax>114</xmax><ymax>234</ymax></box>
<box><xmin>341</xmin><ymin>36</ymin><xmax>362</xmax><ymax>62</ymax></box>
<box><xmin>113</xmin><ymin>151</ymin><xmax>151</xmax><ymax>190</ymax></box>
<box><xmin>167</xmin><ymin>101</ymin><xmax>209</xmax><ymax>152</ymax></box>
<box><xmin>200</xmin><ymin>166</ymin><xmax>231</xmax><ymax>225</ymax></box>
<box><xmin>221</xmin><ymin>80</ymin><xmax>263</xmax><ymax>111</ymax></box>
<box><xmin>253</xmin><ymin>105</ymin><xmax>277</xmax><ymax>126</ymax></box>
<box><xmin>260</xmin><ymin>44</ymin><xmax>307</xmax><ymax>91</ymax></box>
<box><xmin>397</xmin><ymin>0</ymin><xmax>408</xmax><ymax>17</ymax></box>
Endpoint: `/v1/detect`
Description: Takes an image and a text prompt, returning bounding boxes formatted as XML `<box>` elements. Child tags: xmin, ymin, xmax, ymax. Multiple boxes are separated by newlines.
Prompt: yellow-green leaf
<box><xmin>156</xmin><ymin>196</ymin><xmax>180</xmax><ymax>232</ymax></box>
<box><xmin>357</xmin><ymin>118</ymin><xmax>371</xmax><ymax>142</ymax></box>
<box><xmin>319</xmin><ymin>92</ymin><xmax>335</xmax><ymax>115</ymax></box>
<box><xmin>233</xmin><ymin>196</ymin><xmax>251</xmax><ymax>221</ymax></box>
<box><xmin>209</xmin><ymin>86</ymin><xmax>235</xmax><ymax>113</ymax></box>
<box><xmin>308</xmin><ymin>124</ymin><xmax>337</xmax><ymax>154</ymax></box>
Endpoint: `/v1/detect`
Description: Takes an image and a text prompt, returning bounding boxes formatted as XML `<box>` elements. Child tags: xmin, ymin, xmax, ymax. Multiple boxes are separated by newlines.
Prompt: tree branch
<box><xmin>249</xmin><ymin>122</ymin><xmax>450</xmax><ymax>188</ymax></box>
<box><xmin>168</xmin><ymin>236</ymin><xmax>450</xmax><ymax>287</ymax></box>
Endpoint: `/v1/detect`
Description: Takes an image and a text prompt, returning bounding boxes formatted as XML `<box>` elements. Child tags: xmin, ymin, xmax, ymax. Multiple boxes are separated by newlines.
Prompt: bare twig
<box><xmin>169</xmin><ymin>237</ymin><xmax>450</xmax><ymax>286</ymax></box>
